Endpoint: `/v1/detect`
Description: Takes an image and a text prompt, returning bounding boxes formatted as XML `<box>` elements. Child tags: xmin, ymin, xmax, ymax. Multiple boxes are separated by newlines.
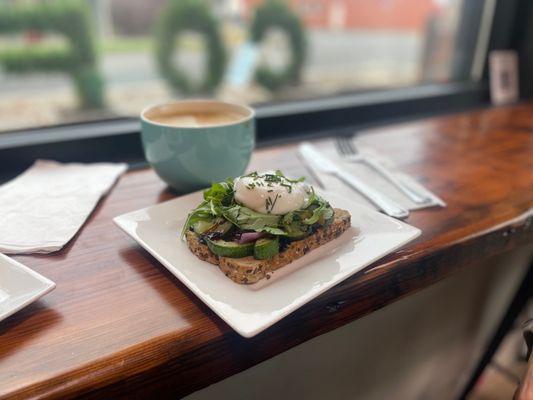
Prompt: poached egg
<box><xmin>234</xmin><ymin>171</ymin><xmax>311</xmax><ymax>215</ymax></box>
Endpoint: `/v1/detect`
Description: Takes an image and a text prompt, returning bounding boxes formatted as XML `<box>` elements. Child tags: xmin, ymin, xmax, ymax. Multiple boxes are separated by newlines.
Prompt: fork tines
<box><xmin>335</xmin><ymin>136</ymin><xmax>357</xmax><ymax>156</ymax></box>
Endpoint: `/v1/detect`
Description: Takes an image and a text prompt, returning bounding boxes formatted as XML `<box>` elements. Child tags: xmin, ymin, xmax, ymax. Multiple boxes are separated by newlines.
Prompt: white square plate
<box><xmin>0</xmin><ymin>253</ymin><xmax>56</xmax><ymax>323</ymax></box>
<box><xmin>114</xmin><ymin>191</ymin><xmax>421</xmax><ymax>337</ymax></box>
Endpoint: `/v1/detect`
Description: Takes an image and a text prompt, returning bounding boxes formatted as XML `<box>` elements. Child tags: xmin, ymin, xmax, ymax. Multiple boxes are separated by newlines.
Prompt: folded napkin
<box><xmin>0</xmin><ymin>160</ymin><xmax>127</xmax><ymax>254</ymax></box>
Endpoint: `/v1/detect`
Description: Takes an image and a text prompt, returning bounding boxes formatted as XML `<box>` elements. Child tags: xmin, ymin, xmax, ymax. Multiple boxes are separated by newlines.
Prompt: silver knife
<box><xmin>298</xmin><ymin>143</ymin><xmax>410</xmax><ymax>219</ymax></box>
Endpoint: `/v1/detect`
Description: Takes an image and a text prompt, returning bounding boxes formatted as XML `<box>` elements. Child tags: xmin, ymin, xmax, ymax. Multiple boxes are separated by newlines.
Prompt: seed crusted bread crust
<box><xmin>185</xmin><ymin>208</ymin><xmax>351</xmax><ymax>284</ymax></box>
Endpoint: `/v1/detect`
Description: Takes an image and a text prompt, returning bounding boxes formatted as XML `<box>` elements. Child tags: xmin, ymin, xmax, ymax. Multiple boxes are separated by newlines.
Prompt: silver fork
<box><xmin>335</xmin><ymin>136</ymin><xmax>430</xmax><ymax>204</ymax></box>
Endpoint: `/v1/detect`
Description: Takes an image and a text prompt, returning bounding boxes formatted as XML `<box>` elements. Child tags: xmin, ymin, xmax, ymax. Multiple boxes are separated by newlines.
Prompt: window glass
<box><xmin>0</xmin><ymin>0</ymin><xmax>472</xmax><ymax>132</ymax></box>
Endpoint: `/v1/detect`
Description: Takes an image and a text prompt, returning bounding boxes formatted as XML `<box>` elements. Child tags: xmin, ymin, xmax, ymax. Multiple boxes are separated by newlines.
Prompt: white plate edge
<box><xmin>113</xmin><ymin>215</ymin><xmax>252</xmax><ymax>335</ymax></box>
<box><xmin>238</xmin><ymin>226</ymin><xmax>421</xmax><ymax>337</ymax></box>
<box><xmin>0</xmin><ymin>253</ymin><xmax>56</xmax><ymax>322</ymax></box>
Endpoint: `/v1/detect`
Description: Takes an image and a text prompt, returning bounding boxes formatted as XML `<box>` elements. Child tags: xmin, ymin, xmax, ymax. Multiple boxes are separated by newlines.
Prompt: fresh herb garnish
<box><xmin>280</xmin><ymin>182</ymin><xmax>292</xmax><ymax>193</ymax></box>
<box><xmin>243</xmin><ymin>171</ymin><xmax>259</xmax><ymax>178</ymax></box>
<box><xmin>264</xmin><ymin>193</ymin><xmax>281</xmax><ymax>213</ymax></box>
<box><xmin>263</xmin><ymin>173</ymin><xmax>281</xmax><ymax>183</ymax></box>
<box><xmin>275</xmin><ymin>170</ymin><xmax>305</xmax><ymax>183</ymax></box>
<box><xmin>270</xmin><ymin>194</ymin><xmax>280</xmax><ymax>211</ymax></box>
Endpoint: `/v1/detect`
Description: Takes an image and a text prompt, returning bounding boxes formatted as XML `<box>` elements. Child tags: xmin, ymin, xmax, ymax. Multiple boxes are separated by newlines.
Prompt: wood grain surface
<box><xmin>1</xmin><ymin>103</ymin><xmax>532</xmax><ymax>399</ymax></box>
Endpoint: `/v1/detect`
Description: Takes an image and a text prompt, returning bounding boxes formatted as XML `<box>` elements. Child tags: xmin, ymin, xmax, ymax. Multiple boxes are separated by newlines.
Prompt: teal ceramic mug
<box><xmin>140</xmin><ymin>100</ymin><xmax>255</xmax><ymax>192</ymax></box>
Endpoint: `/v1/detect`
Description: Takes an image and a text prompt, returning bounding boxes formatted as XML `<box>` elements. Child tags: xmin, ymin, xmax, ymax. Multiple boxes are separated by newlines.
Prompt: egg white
<box><xmin>234</xmin><ymin>172</ymin><xmax>311</xmax><ymax>215</ymax></box>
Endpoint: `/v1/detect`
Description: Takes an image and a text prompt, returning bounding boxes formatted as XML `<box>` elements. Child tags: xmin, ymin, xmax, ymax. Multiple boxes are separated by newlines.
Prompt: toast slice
<box><xmin>185</xmin><ymin>208</ymin><xmax>351</xmax><ymax>284</ymax></box>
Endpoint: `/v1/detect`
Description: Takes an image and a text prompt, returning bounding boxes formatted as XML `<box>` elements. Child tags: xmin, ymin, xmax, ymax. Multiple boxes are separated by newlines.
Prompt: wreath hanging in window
<box><xmin>156</xmin><ymin>0</ymin><xmax>227</xmax><ymax>95</ymax></box>
<box><xmin>250</xmin><ymin>0</ymin><xmax>307</xmax><ymax>92</ymax></box>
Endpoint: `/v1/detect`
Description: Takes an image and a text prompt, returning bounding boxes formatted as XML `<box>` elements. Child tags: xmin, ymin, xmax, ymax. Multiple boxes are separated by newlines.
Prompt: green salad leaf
<box><xmin>180</xmin><ymin>178</ymin><xmax>235</xmax><ymax>238</ymax></box>
<box><xmin>279</xmin><ymin>187</ymin><xmax>334</xmax><ymax>231</ymax></box>
<box><xmin>180</xmin><ymin>174</ymin><xmax>335</xmax><ymax>239</ymax></box>
<box><xmin>203</xmin><ymin>178</ymin><xmax>234</xmax><ymax>207</ymax></box>
<box><xmin>180</xmin><ymin>200</ymin><xmax>213</xmax><ymax>238</ymax></box>
<box><xmin>223</xmin><ymin>205</ymin><xmax>283</xmax><ymax>234</ymax></box>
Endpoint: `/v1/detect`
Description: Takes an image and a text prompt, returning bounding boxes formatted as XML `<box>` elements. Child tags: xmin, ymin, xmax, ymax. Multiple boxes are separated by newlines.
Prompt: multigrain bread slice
<box><xmin>185</xmin><ymin>208</ymin><xmax>351</xmax><ymax>284</ymax></box>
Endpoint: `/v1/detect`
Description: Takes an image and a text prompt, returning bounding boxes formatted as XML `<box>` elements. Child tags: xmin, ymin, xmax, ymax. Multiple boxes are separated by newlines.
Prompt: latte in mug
<box><xmin>144</xmin><ymin>104</ymin><xmax>249</xmax><ymax>128</ymax></box>
<box><xmin>140</xmin><ymin>100</ymin><xmax>255</xmax><ymax>192</ymax></box>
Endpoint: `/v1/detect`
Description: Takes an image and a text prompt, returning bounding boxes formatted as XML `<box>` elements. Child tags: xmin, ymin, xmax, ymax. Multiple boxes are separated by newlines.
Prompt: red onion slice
<box><xmin>237</xmin><ymin>231</ymin><xmax>265</xmax><ymax>244</ymax></box>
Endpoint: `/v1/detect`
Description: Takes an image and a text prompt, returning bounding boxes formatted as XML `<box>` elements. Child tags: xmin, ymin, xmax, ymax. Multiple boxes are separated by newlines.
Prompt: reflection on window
<box><xmin>0</xmin><ymin>0</ymin><xmax>467</xmax><ymax>132</ymax></box>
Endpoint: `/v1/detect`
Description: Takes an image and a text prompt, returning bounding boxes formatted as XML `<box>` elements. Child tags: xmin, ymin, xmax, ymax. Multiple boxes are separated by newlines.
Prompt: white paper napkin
<box><xmin>0</xmin><ymin>160</ymin><xmax>127</xmax><ymax>254</ymax></box>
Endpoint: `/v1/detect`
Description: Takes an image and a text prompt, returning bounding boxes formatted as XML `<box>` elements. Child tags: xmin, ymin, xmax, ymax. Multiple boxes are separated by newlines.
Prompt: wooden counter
<box><xmin>1</xmin><ymin>103</ymin><xmax>532</xmax><ymax>399</ymax></box>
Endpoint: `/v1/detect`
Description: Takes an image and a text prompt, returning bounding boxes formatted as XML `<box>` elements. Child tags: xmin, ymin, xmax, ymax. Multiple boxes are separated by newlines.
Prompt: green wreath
<box><xmin>156</xmin><ymin>0</ymin><xmax>227</xmax><ymax>95</ymax></box>
<box><xmin>0</xmin><ymin>1</ymin><xmax>104</xmax><ymax>108</ymax></box>
<box><xmin>250</xmin><ymin>0</ymin><xmax>307</xmax><ymax>92</ymax></box>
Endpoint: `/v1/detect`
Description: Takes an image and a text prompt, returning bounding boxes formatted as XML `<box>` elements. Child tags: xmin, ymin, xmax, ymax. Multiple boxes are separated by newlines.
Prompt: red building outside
<box><xmin>240</xmin><ymin>0</ymin><xmax>441</xmax><ymax>31</ymax></box>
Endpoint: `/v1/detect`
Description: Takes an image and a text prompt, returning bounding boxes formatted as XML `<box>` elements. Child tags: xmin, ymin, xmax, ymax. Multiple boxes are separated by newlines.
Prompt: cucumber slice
<box><xmin>194</xmin><ymin>219</ymin><xmax>233</xmax><ymax>236</ymax></box>
<box><xmin>318</xmin><ymin>207</ymin><xmax>335</xmax><ymax>226</ymax></box>
<box><xmin>284</xmin><ymin>224</ymin><xmax>310</xmax><ymax>241</ymax></box>
<box><xmin>210</xmin><ymin>220</ymin><xmax>234</xmax><ymax>236</ymax></box>
<box><xmin>193</xmin><ymin>220</ymin><xmax>215</xmax><ymax>235</ymax></box>
<box><xmin>254</xmin><ymin>237</ymin><xmax>280</xmax><ymax>260</ymax></box>
<box><xmin>206</xmin><ymin>239</ymin><xmax>254</xmax><ymax>258</ymax></box>
<box><xmin>322</xmin><ymin>214</ymin><xmax>334</xmax><ymax>227</ymax></box>
<box><xmin>286</xmin><ymin>231</ymin><xmax>309</xmax><ymax>241</ymax></box>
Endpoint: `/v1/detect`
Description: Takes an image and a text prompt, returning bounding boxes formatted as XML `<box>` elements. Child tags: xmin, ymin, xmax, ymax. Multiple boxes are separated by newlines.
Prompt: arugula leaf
<box><xmin>262</xmin><ymin>226</ymin><xmax>286</xmax><ymax>235</ymax></box>
<box><xmin>299</xmin><ymin>191</ymin><xmax>334</xmax><ymax>225</ymax></box>
<box><xmin>180</xmin><ymin>200</ymin><xmax>214</xmax><ymax>238</ymax></box>
<box><xmin>180</xmin><ymin>178</ymin><xmax>235</xmax><ymax>238</ymax></box>
<box><xmin>223</xmin><ymin>205</ymin><xmax>281</xmax><ymax>233</ymax></box>
<box><xmin>303</xmin><ymin>204</ymin><xmax>326</xmax><ymax>225</ymax></box>
<box><xmin>203</xmin><ymin>178</ymin><xmax>234</xmax><ymax>207</ymax></box>
<box><xmin>281</xmin><ymin>211</ymin><xmax>295</xmax><ymax>225</ymax></box>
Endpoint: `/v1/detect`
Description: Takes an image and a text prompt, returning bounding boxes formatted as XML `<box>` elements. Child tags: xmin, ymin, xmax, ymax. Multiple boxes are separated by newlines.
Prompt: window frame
<box><xmin>0</xmin><ymin>0</ymin><xmax>521</xmax><ymax>181</ymax></box>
